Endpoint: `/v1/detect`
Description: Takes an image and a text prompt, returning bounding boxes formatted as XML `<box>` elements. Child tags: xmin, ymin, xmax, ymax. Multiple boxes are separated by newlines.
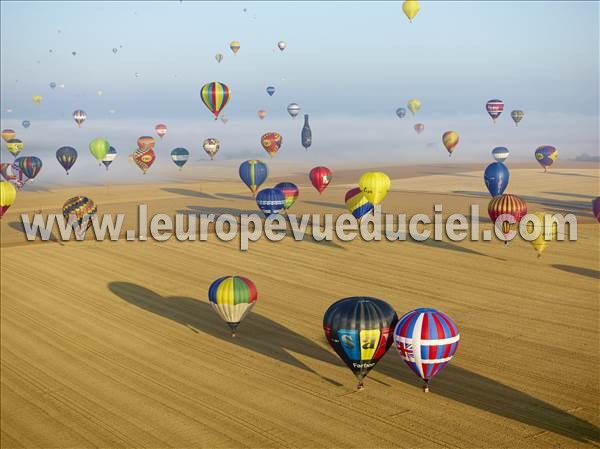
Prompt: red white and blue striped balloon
<box><xmin>485</xmin><ymin>99</ymin><xmax>504</xmax><ymax>122</ymax></box>
<box><xmin>393</xmin><ymin>308</ymin><xmax>459</xmax><ymax>391</ymax></box>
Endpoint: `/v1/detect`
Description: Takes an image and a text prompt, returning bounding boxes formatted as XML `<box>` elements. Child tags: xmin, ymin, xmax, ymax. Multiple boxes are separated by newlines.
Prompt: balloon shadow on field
<box><xmin>543</xmin><ymin>192</ymin><xmax>598</xmax><ymax>200</ymax></box>
<box><xmin>551</xmin><ymin>264</ymin><xmax>600</xmax><ymax>280</ymax></box>
<box><xmin>109</xmin><ymin>282</ymin><xmax>599</xmax><ymax>443</ymax></box>
<box><xmin>409</xmin><ymin>238</ymin><xmax>505</xmax><ymax>261</ymax></box>
<box><xmin>8</xmin><ymin>220</ymin><xmax>63</xmax><ymax>245</ymax></box>
<box><xmin>216</xmin><ymin>193</ymin><xmax>257</xmax><ymax>201</ymax></box>
<box><xmin>162</xmin><ymin>188</ymin><xmax>218</xmax><ymax>200</ymax></box>
<box><xmin>108</xmin><ymin>282</ymin><xmax>343</xmax><ymax>387</ymax></box>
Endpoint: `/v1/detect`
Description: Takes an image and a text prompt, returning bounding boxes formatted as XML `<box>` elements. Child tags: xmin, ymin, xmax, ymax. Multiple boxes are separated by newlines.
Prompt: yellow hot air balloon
<box><xmin>32</xmin><ymin>95</ymin><xmax>42</xmax><ymax>104</ymax></box>
<box><xmin>1</xmin><ymin>129</ymin><xmax>16</xmax><ymax>143</ymax></box>
<box><xmin>525</xmin><ymin>212</ymin><xmax>557</xmax><ymax>258</ymax></box>
<box><xmin>407</xmin><ymin>99</ymin><xmax>421</xmax><ymax>115</ymax></box>
<box><xmin>359</xmin><ymin>172</ymin><xmax>391</xmax><ymax>206</ymax></box>
<box><xmin>230</xmin><ymin>40</ymin><xmax>240</xmax><ymax>54</ymax></box>
<box><xmin>0</xmin><ymin>181</ymin><xmax>17</xmax><ymax>218</ymax></box>
<box><xmin>402</xmin><ymin>0</ymin><xmax>420</xmax><ymax>23</ymax></box>
<box><xmin>442</xmin><ymin>131</ymin><xmax>459</xmax><ymax>156</ymax></box>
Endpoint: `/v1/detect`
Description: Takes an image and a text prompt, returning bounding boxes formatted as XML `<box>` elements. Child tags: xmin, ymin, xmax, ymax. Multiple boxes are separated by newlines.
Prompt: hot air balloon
<box><xmin>32</xmin><ymin>95</ymin><xmax>42</xmax><ymax>104</ymax></box>
<box><xmin>485</xmin><ymin>99</ymin><xmax>504</xmax><ymax>123</ymax></box>
<box><xmin>274</xmin><ymin>182</ymin><xmax>299</xmax><ymax>210</ymax></box>
<box><xmin>511</xmin><ymin>110</ymin><xmax>524</xmax><ymax>126</ymax></box>
<box><xmin>0</xmin><ymin>163</ymin><xmax>14</xmax><ymax>182</ymax></box>
<box><xmin>22</xmin><ymin>120</ymin><xmax>30</xmax><ymax>129</ymax></box>
<box><xmin>6</xmin><ymin>139</ymin><xmax>23</xmax><ymax>157</ymax></box>
<box><xmin>56</xmin><ymin>146</ymin><xmax>78</xmax><ymax>175</ymax></box>
<box><xmin>393</xmin><ymin>308</ymin><xmax>459</xmax><ymax>392</ymax></box>
<box><xmin>15</xmin><ymin>156</ymin><xmax>42</xmax><ymax>181</ymax></box>
<box><xmin>73</xmin><ymin>109</ymin><xmax>87</xmax><ymax>127</ymax></box>
<box><xmin>240</xmin><ymin>160</ymin><xmax>268</xmax><ymax>196</ymax></box>
<box><xmin>359</xmin><ymin>172</ymin><xmax>390</xmax><ymax>205</ymax></box>
<box><xmin>442</xmin><ymin>131</ymin><xmax>459</xmax><ymax>156</ymax></box>
<box><xmin>220</xmin><ymin>116</ymin><xmax>229</xmax><ymax>124</ymax></box>
<box><xmin>345</xmin><ymin>187</ymin><xmax>374</xmax><ymax>220</ymax></box>
<box><xmin>256</xmin><ymin>188</ymin><xmax>285</xmax><ymax>217</ymax></box>
<box><xmin>170</xmin><ymin>147</ymin><xmax>189</xmax><ymax>170</ymax></box>
<box><xmin>257</xmin><ymin>110</ymin><xmax>267</xmax><ymax>120</ymax></box>
<box><xmin>97</xmin><ymin>90</ymin><xmax>103</xmax><ymax>96</ymax></box>
<box><xmin>1</xmin><ymin>129</ymin><xmax>16</xmax><ymax>142</ymax></box>
<box><xmin>155</xmin><ymin>123</ymin><xmax>167</xmax><ymax>139</ymax></box>
<box><xmin>112</xmin><ymin>47</ymin><xmax>118</xmax><ymax>54</ymax></box>
<box><xmin>277</xmin><ymin>41</ymin><xmax>286</xmax><ymax>51</ymax></box>
<box><xmin>7</xmin><ymin>163</ymin><xmax>27</xmax><ymax>190</ymax></box>
<box><xmin>200</xmin><ymin>82</ymin><xmax>231</xmax><ymax>120</ymax></box>
<box><xmin>89</xmin><ymin>138</ymin><xmax>110</xmax><ymax>163</ymax></box>
<box><xmin>202</xmin><ymin>138</ymin><xmax>220</xmax><ymax>160</ymax></box>
<box><xmin>0</xmin><ymin>181</ymin><xmax>17</xmax><ymax>218</ymax></box>
<box><xmin>524</xmin><ymin>212</ymin><xmax>557</xmax><ymax>258</ymax></box>
<box><xmin>132</xmin><ymin>148</ymin><xmax>156</xmax><ymax>174</ymax></box>
<box><xmin>407</xmin><ymin>99</ymin><xmax>421</xmax><ymax>115</ymax></box>
<box><xmin>287</xmin><ymin>103</ymin><xmax>300</xmax><ymax>118</ymax></box>
<box><xmin>301</xmin><ymin>114</ymin><xmax>313</xmax><ymax>151</ymax></box>
<box><xmin>266</xmin><ymin>86</ymin><xmax>275</xmax><ymax>96</ymax></box>
<box><xmin>62</xmin><ymin>196</ymin><xmax>97</xmax><ymax>237</ymax></box>
<box><xmin>49</xmin><ymin>82</ymin><xmax>57</xmax><ymax>89</ymax></box>
<box><xmin>208</xmin><ymin>276</ymin><xmax>257</xmax><ymax>337</ymax></box>
<box><xmin>230</xmin><ymin>40</ymin><xmax>240</xmax><ymax>54</ymax></box>
<box><xmin>484</xmin><ymin>162</ymin><xmax>509</xmax><ymax>197</ymax></box>
<box><xmin>492</xmin><ymin>146</ymin><xmax>509</xmax><ymax>163</ymax></box>
<box><xmin>102</xmin><ymin>146</ymin><xmax>117</xmax><ymax>170</ymax></box>
<box><xmin>414</xmin><ymin>123</ymin><xmax>424</xmax><ymax>134</ymax></box>
<box><xmin>592</xmin><ymin>198</ymin><xmax>600</xmax><ymax>223</ymax></box>
<box><xmin>535</xmin><ymin>145</ymin><xmax>558</xmax><ymax>172</ymax></box>
<box><xmin>309</xmin><ymin>166</ymin><xmax>332</xmax><ymax>194</ymax></box>
<box><xmin>402</xmin><ymin>0</ymin><xmax>420</xmax><ymax>23</ymax></box>
<box><xmin>324</xmin><ymin>297</ymin><xmax>398</xmax><ymax>389</ymax></box>
<box><xmin>261</xmin><ymin>132</ymin><xmax>282</xmax><ymax>157</ymax></box>
<box><xmin>215</xmin><ymin>53</ymin><xmax>223</xmax><ymax>63</ymax></box>
<box><xmin>488</xmin><ymin>194</ymin><xmax>527</xmax><ymax>244</ymax></box>
<box><xmin>71</xmin><ymin>51</ymin><xmax>77</xmax><ymax>56</ymax></box>
<box><xmin>137</xmin><ymin>136</ymin><xmax>156</xmax><ymax>151</ymax></box>
<box><xmin>396</xmin><ymin>108</ymin><xmax>406</xmax><ymax>119</ymax></box>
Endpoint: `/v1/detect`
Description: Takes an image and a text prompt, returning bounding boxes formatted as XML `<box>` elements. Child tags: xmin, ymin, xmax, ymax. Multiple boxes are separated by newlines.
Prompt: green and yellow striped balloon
<box><xmin>200</xmin><ymin>82</ymin><xmax>231</xmax><ymax>120</ymax></box>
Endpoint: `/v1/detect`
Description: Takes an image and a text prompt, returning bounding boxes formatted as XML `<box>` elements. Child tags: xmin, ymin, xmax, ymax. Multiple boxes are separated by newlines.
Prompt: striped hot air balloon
<box><xmin>239</xmin><ymin>160</ymin><xmax>268</xmax><ymax>196</ymax></box>
<box><xmin>208</xmin><ymin>275</ymin><xmax>257</xmax><ymax>336</ymax></box>
<box><xmin>170</xmin><ymin>147</ymin><xmax>189</xmax><ymax>170</ymax></box>
<box><xmin>485</xmin><ymin>99</ymin><xmax>504</xmax><ymax>123</ymax></box>
<box><xmin>511</xmin><ymin>110</ymin><xmax>524</xmax><ymax>126</ymax></box>
<box><xmin>488</xmin><ymin>194</ymin><xmax>527</xmax><ymax>243</ymax></box>
<box><xmin>200</xmin><ymin>82</ymin><xmax>231</xmax><ymax>120</ymax></box>
<box><xmin>62</xmin><ymin>196</ymin><xmax>97</xmax><ymax>236</ymax></box>
<box><xmin>73</xmin><ymin>109</ymin><xmax>87</xmax><ymax>127</ymax></box>
<box><xmin>492</xmin><ymin>146</ymin><xmax>509</xmax><ymax>163</ymax></box>
<box><xmin>345</xmin><ymin>187</ymin><xmax>374</xmax><ymax>220</ymax></box>
<box><xmin>1</xmin><ymin>129</ymin><xmax>16</xmax><ymax>143</ymax></box>
<box><xmin>274</xmin><ymin>182</ymin><xmax>299</xmax><ymax>210</ymax></box>
<box><xmin>102</xmin><ymin>146</ymin><xmax>117</xmax><ymax>171</ymax></box>
<box><xmin>256</xmin><ymin>188</ymin><xmax>285</xmax><ymax>217</ymax></box>
<box><xmin>6</xmin><ymin>139</ymin><xmax>24</xmax><ymax>157</ymax></box>
<box><xmin>137</xmin><ymin>136</ymin><xmax>156</xmax><ymax>151</ymax></box>
<box><xmin>393</xmin><ymin>308</ymin><xmax>459</xmax><ymax>392</ymax></box>
<box><xmin>15</xmin><ymin>156</ymin><xmax>42</xmax><ymax>181</ymax></box>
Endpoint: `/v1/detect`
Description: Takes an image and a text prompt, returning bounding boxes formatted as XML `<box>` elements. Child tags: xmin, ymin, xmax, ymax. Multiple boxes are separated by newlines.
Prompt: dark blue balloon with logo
<box><xmin>484</xmin><ymin>162</ymin><xmax>509</xmax><ymax>197</ymax></box>
<box><xmin>266</xmin><ymin>86</ymin><xmax>275</xmax><ymax>96</ymax></box>
<box><xmin>256</xmin><ymin>188</ymin><xmax>285</xmax><ymax>217</ymax></box>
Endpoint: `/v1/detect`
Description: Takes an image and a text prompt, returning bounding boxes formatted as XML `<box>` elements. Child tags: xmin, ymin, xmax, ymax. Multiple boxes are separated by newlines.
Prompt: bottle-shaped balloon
<box><xmin>301</xmin><ymin>114</ymin><xmax>312</xmax><ymax>150</ymax></box>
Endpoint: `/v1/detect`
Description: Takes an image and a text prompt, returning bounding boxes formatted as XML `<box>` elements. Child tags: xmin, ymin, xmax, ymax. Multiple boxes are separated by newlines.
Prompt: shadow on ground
<box><xmin>551</xmin><ymin>264</ymin><xmax>600</xmax><ymax>279</ymax></box>
<box><xmin>109</xmin><ymin>282</ymin><xmax>599</xmax><ymax>444</ymax></box>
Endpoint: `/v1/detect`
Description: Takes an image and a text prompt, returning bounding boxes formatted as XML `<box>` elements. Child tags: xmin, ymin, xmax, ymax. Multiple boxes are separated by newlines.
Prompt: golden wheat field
<box><xmin>1</xmin><ymin>163</ymin><xmax>599</xmax><ymax>448</ymax></box>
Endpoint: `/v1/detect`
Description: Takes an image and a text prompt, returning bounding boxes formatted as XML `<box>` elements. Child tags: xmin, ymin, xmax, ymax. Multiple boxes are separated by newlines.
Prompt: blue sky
<box><xmin>0</xmin><ymin>1</ymin><xmax>598</xmax><ymax>175</ymax></box>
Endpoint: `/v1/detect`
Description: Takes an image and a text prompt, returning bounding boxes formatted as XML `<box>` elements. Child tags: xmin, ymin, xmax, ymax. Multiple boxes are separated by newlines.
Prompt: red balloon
<box><xmin>488</xmin><ymin>194</ymin><xmax>527</xmax><ymax>242</ymax></box>
<box><xmin>309</xmin><ymin>166</ymin><xmax>332</xmax><ymax>194</ymax></box>
<box><xmin>592</xmin><ymin>197</ymin><xmax>600</xmax><ymax>223</ymax></box>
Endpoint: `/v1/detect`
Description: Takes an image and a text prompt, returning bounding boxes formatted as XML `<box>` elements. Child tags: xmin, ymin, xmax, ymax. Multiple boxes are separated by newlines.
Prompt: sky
<box><xmin>0</xmin><ymin>1</ymin><xmax>598</xmax><ymax>182</ymax></box>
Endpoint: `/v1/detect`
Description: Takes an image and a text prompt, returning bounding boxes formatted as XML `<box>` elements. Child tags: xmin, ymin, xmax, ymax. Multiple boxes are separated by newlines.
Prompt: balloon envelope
<box><xmin>230</xmin><ymin>40</ymin><xmax>240</xmax><ymax>54</ymax></box>
<box><xmin>511</xmin><ymin>110</ymin><xmax>524</xmax><ymax>126</ymax></box>
<box><xmin>535</xmin><ymin>145</ymin><xmax>558</xmax><ymax>172</ymax></box>
<box><xmin>261</xmin><ymin>132</ymin><xmax>282</xmax><ymax>157</ymax></box>
<box><xmin>6</xmin><ymin>139</ymin><xmax>24</xmax><ymax>157</ymax></box>
<box><xmin>442</xmin><ymin>131</ymin><xmax>459</xmax><ymax>156</ymax></box>
<box><xmin>414</xmin><ymin>123</ymin><xmax>424</xmax><ymax>134</ymax></box>
<box><xmin>592</xmin><ymin>198</ymin><xmax>600</xmax><ymax>223</ymax></box>
<box><xmin>132</xmin><ymin>148</ymin><xmax>156</xmax><ymax>174</ymax></box>
<box><xmin>170</xmin><ymin>147</ymin><xmax>189</xmax><ymax>168</ymax></box>
<box><xmin>256</xmin><ymin>188</ymin><xmax>285</xmax><ymax>217</ymax></box>
<box><xmin>15</xmin><ymin>156</ymin><xmax>42</xmax><ymax>180</ymax></box>
<box><xmin>0</xmin><ymin>181</ymin><xmax>17</xmax><ymax>218</ymax></box>
<box><xmin>266</xmin><ymin>86</ymin><xmax>276</xmax><ymax>96</ymax></box>
<box><xmin>393</xmin><ymin>308</ymin><xmax>459</xmax><ymax>391</ymax></box>
<box><xmin>202</xmin><ymin>138</ymin><xmax>220</xmax><ymax>160</ymax></box>
<box><xmin>488</xmin><ymin>194</ymin><xmax>527</xmax><ymax>237</ymax></box>
<box><xmin>155</xmin><ymin>123</ymin><xmax>167</xmax><ymax>138</ymax></box>
<box><xmin>102</xmin><ymin>146</ymin><xmax>117</xmax><ymax>170</ymax></box>
<box><xmin>56</xmin><ymin>146</ymin><xmax>78</xmax><ymax>174</ymax></box>
<box><xmin>208</xmin><ymin>276</ymin><xmax>257</xmax><ymax>336</ymax></box>
<box><xmin>277</xmin><ymin>41</ymin><xmax>286</xmax><ymax>51</ymax></box>
<box><xmin>62</xmin><ymin>196</ymin><xmax>97</xmax><ymax>235</ymax></box>
<box><xmin>486</xmin><ymin>99</ymin><xmax>504</xmax><ymax>122</ymax></box>
<box><xmin>407</xmin><ymin>99</ymin><xmax>421</xmax><ymax>115</ymax></box>
<box><xmin>484</xmin><ymin>162</ymin><xmax>509</xmax><ymax>197</ymax></box>
<box><xmin>524</xmin><ymin>212</ymin><xmax>557</xmax><ymax>257</ymax></box>
<box><xmin>89</xmin><ymin>138</ymin><xmax>110</xmax><ymax>162</ymax></box>
<box><xmin>22</xmin><ymin>120</ymin><xmax>30</xmax><ymax>129</ymax></box>
<box><xmin>324</xmin><ymin>297</ymin><xmax>398</xmax><ymax>388</ymax></box>
<box><xmin>1</xmin><ymin>129</ymin><xmax>16</xmax><ymax>142</ymax></box>
<box><xmin>492</xmin><ymin>146</ymin><xmax>509</xmax><ymax>163</ymax></box>
<box><xmin>345</xmin><ymin>187</ymin><xmax>374</xmax><ymax>220</ymax></box>
<box><xmin>200</xmin><ymin>82</ymin><xmax>231</xmax><ymax>119</ymax></box>
<box><xmin>359</xmin><ymin>172</ymin><xmax>390</xmax><ymax>205</ymax></box>
<box><xmin>257</xmin><ymin>110</ymin><xmax>267</xmax><ymax>120</ymax></box>
<box><xmin>137</xmin><ymin>136</ymin><xmax>155</xmax><ymax>151</ymax></box>
<box><xmin>309</xmin><ymin>166</ymin><xmax>332</xmax><ymax>194</ymax></box>
<box><xmin>239</xmin><ymin>160</ymin><xmax>268</xmax><ymax>195</ymax></box>
<box><xmin>274</xmin><ymin>182</ymin><xmax>299</xmax><ymax>210</ymax></box>
<box><xmin>73</xmin><ymin>109</ymin><xmax>87</xmax><ymax>127</ymax></box>
<box><xmin>287</xmin><ymin>103</ymin><xmax>300</xmax><ymax>118</ymax></box>
<box><xmin>402</xmin><ymin>0</ymin><xmax>420</xmax><ymax>22</ymax></box>
<box><xmin>396</xmin><ymin>108</ymin><xmax>406</xmax><ymax>119</ymax></box>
